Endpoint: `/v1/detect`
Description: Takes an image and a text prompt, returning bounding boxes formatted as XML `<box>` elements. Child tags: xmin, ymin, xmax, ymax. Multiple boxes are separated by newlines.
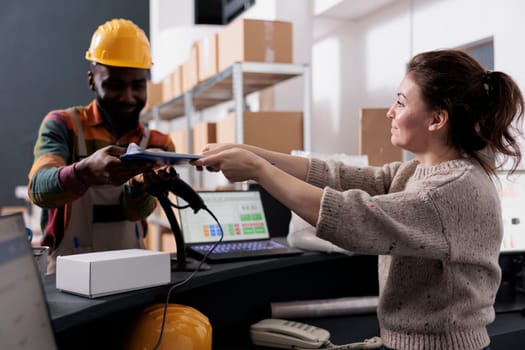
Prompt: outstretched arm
<box><xmin>199</xmin><ymin>143</ymin><xmax>311</xmax><ymax>180</ymax></box>
<box><xmin>194</xmin><ymin>145</ymin><xmax>323</xmax><ymax>226</ymax></box>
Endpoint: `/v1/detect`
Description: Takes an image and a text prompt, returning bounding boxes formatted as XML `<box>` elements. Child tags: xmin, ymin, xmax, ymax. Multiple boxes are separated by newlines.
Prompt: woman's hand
<box><xmin>195</xmin><ymin>143</ymin><xmax>321</xmax><ymax>226</ymax></box>
<box><xmin>194</xmin><ymin>143</ymin><xmax>241</xmax><ymax>172</ymax></box>
<box><xmin>193</xmin><ymin>147</ymin><xmax>269</xmax><ymax>183</ymax></box>
<box><xmin>201</xmin><ymin>143</ymin><xmax>237</xmax><ymax>155</ymax></box>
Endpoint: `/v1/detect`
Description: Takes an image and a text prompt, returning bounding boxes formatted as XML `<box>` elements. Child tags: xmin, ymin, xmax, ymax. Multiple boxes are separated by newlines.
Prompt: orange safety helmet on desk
<box><xmin>126</xmin><ymin>303</ymin><xmax>212</xmax><ymax>350</ymax></box>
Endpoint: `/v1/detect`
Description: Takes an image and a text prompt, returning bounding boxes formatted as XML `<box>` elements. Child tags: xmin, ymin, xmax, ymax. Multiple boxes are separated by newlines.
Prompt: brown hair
<box><xmin>407</xmin><ymin>49</ymin><xmax>523</xmax><ymax>175</ymax></box>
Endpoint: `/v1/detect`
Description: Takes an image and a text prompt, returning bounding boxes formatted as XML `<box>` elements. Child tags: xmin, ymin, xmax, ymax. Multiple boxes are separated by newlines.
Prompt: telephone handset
<box><xmin>250</xmin><ymin>318</ymin><xmax>382</xmax><ymax>350</ymax></box>
<box><xmin>250</xmin><ymin>318</ymin><xmax>330</xmax><ymax>349</ymax></box>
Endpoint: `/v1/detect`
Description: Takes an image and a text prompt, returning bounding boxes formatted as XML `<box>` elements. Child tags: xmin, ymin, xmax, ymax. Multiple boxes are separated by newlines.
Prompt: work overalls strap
<box><xmin>46</xmin><ymin>108</ymin><xmax>150</xmax><ymax>274</ymax></box>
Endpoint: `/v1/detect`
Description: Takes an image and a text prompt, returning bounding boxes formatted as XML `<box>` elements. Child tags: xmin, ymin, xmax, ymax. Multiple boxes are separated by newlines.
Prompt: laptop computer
<box><xmin>177</xmin><ymin>190</ymin><xmax>303</xmax><ymax>262</ymax></box>
<box><xmin>0</xmin><ymin>212</ymin><xmax>58</xmax><ymax>349</ymax></box>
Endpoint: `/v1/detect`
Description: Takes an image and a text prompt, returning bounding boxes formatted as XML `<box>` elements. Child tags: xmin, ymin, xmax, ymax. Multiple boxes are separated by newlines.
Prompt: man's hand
<box><xmin>74</xmin><ymin>145</ymin><xmax>153</xmax><ymax>186</ymax></box>
<box><xmin>128</xmin><ymin>165</ymin><xmax>177</xmax><ymax>189</ymax></box>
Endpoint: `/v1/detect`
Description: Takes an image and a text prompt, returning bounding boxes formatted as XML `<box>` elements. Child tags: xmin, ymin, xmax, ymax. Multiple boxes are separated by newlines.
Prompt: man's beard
<box><xmin>96</xmin><ymin>97</ymin><xmax>142</xmax><ymax>136</ymax></box>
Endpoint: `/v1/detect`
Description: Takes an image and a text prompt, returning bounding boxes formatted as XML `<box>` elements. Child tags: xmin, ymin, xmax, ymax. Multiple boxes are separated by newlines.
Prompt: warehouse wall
<box><xmin>150</xmin><ymin>0</ymin><xmax>525</xmax><ymax>170</ymax></box>
<box><xmin>0</xmin><ymin>0</ymin><xmax>149</xmax><ymax>205</ymax></box>
<box><xmin>311</xmin><ymin>0</ymin><xmax>525</xmax><ymax>166</ymax></box>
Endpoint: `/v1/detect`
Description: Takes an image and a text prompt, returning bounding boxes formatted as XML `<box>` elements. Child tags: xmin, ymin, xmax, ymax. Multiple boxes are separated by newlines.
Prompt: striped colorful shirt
<box><xmin>28</xmin><ymin>100</ymin><xmax>175</xmax><ymax>249</ymax></box>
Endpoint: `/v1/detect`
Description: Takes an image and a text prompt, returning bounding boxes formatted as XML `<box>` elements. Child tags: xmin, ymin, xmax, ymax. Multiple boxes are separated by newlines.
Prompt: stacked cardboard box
<box><xmin>161</xmin><ymin>66</ymin><xmax>183</xmax><ymax>103</ymax></box>
<box><xmin>169</xmin><ymin>129</ymin><xmax>189</xmax><ymax>154</ymax></box>
<box><xmin>182</xmin><ymin>43</ymin><xmax>199</xmax><ymax>93</ymax></box>
<box><xmin>359</xmin><ymin>108</ymin><xmax>403</xmax><ymax>166</ymax></box>
<box><xmin>155</xmin><ymin>18</ymin><xmax>293</xmax><ymax>105</ymax></box>
<box><xmin>218</xmin><ymin>18</ymin><xmax>293</xmax><ymax>71</ymax></box>
<box><xmin>217</xmin><ymin>111</ymin><xmax>302</xmax><ymax>154</ymax></box>
<box><xmin>197</xmin><ymin>33</ymin><xmax>219</xmax><ymax>83</ymax></box>
<box><xmin>143</xmin><ymin>81</ymin><xmax>163</xmax><ymax>112</ymax></box>
<box><xmin>193</xmin><ymin>121</ymin><xmax>217</xmax><ymax>154</ymax></box>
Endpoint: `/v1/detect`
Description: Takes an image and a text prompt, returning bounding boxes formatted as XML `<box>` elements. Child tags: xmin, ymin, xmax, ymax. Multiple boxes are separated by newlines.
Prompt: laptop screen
<box><xmin>0</xmin><ymin>212</ymin><xmax>57</xmax><ymax>349</ymax></box>
<box><xmin>177</xmin><ymin>190</ymin><xmax>271</xmax><ymax>244</ymax></box>
<box><xmin>496</xmin><ymin>170</ymin><xmax>525</xmax><ymax>253</ymax></box>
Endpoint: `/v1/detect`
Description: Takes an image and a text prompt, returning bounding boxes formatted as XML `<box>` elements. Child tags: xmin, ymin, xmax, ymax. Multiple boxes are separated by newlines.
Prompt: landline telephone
<box><xmin>250</xmin><ymin>318</ymin><xmax>382</xmax><ymax>350</ymax></box>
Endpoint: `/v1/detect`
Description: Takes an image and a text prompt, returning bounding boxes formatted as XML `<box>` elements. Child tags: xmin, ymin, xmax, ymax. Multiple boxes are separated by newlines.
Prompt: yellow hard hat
<box><xmin>126</xmin><ymin>303</ymin><xmax>212</xmax><ymax>350</ymax></box>
<box><xmin>85</xmin><ymin>18</ymin><xmax>153</xmax><ymax>69</ymax></box>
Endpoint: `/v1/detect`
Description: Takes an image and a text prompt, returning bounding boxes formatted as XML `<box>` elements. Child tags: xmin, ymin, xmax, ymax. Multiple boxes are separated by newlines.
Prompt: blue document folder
<box><xmin>120</xmin><ymin>143</ymin><xmax>201</xmax><ymax>165</ymax></box>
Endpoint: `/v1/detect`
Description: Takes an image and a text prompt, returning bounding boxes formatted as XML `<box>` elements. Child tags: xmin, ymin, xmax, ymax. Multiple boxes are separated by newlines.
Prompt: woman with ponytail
<box><xmin>194</xmin><ymin>49</ymin><xmax>524</xmax><ymax>350</ymax></box>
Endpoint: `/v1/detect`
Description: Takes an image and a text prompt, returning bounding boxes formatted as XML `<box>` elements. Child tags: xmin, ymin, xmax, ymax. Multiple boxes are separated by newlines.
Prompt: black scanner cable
<box><xmin>147</xmin><ymin>175</ymin><xmax>224</xmax><ymax>350</ymax></box>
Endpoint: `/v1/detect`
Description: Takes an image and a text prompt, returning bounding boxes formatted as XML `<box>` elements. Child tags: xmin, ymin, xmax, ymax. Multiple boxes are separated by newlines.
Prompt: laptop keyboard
<box><xmin>192</xmin><ymin>240</ymin><xmax>285</xmax><ymax>254</ymax></box>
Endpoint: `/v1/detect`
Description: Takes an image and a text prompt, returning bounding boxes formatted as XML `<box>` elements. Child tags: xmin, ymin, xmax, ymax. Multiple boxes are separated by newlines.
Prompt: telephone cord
<box><xmin>151</xmin><ymin>206</ymin><xmax>224</xmax><ymax>350</ymax></box>
<box><xmin>320</xmin><ymin>336</ymin><xmax>383</xmax><ymax>350</ymax></box>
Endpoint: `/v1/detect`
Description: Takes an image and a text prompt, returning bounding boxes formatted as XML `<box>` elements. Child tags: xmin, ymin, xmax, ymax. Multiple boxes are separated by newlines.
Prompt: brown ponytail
<box><xmin>407</xmin><ymin>49</ymin><xmax>524</xmax><ymax>175</ymax></box>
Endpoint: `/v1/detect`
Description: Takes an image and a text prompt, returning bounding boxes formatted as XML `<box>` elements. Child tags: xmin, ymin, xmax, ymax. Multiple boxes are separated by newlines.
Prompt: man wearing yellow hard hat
<box><xmin>27</xmin><ymin>18</ymin><xmax>176</xmax><ymax>274</ymax></box>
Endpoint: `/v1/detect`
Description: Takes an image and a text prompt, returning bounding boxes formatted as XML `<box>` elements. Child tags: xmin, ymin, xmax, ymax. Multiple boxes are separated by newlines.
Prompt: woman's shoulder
<box><xmin>412</xmin><ymin>158</ymin><xmax>473</xmax><ymax>178</ymax></box>
<box><xmin>419</xmin><ymin>158</ymin><xmax>494</xmax><ymax>195</ymax></box>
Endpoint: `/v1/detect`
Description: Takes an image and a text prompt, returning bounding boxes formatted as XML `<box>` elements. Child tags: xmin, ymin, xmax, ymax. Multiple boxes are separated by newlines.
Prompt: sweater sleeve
<box><xmin>307</xmin><ymin>158</ymin><xmax>405</xmax><ymax>195</ymax></box>
<box><xmin>28</xmin><ymin>111</ymin><xmax>88</xmax><ymax>208</ymax></box>
<box><xmin>316</xmin><ymin>186</ymin><xmax>450</xmax><ymax>259</ymax></box>
<box><xmin>306</xmin><ymin>157</ymin><xmax>449</xmax><ymax>258</ymax></box>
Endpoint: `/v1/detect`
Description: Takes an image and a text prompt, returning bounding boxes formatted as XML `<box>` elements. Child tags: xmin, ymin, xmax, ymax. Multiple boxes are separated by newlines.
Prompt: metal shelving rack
<box><xmin>141</xmin><ymin>61</ymin><xmax>312</xmax><ymax>251</ymax></box>
<box><xmin>142</xmin><ymin>61</ymin><xmax>312</xmax><ymax>153</ymax></box>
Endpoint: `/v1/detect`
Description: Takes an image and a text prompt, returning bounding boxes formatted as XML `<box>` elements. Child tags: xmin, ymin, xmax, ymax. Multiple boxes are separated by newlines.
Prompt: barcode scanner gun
<box><xmin>147</xmin><ymin>171</ymin><xmax>210</xmax><ymax>272</ymax></box>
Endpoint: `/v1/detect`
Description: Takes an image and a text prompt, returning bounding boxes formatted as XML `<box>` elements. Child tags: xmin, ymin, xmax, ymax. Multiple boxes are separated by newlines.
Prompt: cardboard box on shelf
<box><xmin>217</xmin><ymin>111</ymin><xmax>303</xmax><ymax>154</ymax></box>
<box><xmin>170</xmin><ymin>128</ymin><xmax>189</xmax><ymax>154</ymax></box>
<box><xmin>197</xmin><ymin>33</ymin><xmax>219</xmax><ymax>83</ymax></box>
<box><xmin>143</xmin><ymin>222</ymin><xmax>159</xmax><ymax>251</ymax></box>
<box><xmin>359</xmin><ymin>108</ymin><xmax>403</xmax><ymax>166</ymax></box>
<box><xmin>172</xmin><ymin>65</ymin><xmax>183</xmax><ymax>98</ymax></box>
<box><xmin>161</xmin><ymin>72</ymin><xmax>174</xmax><ymax>103</ymax></box>
<box><xmin>182</xmin><ymin>43</ymin><xmax>199</xmax><ymax>93</ymax></box>
<box><xmin>193</xmin><ymin>121</ymin><xmax>216</xmax><ymax>154</ymax></box>
<box><xmin>143</xmin><ymin>81</ymin><xmax>163</xmax><ymax>111</ymax></box>
<box><xmin>0</xmin><ymin>206</ymin><xmax>27</xmax><ymax>217</ymax></box>
<box><xmin>161</xmin><ymin>67</ymin><xmax>183</xmax><ymax>103</ymax></box>
<box><xmin>218</xmin><ymin>19</ymin><xmax>292</xmax><ymax>72</ymax></box>
<box><xmin>161</xmin><ymin>231</ymin><xmax>177</xmax><ymax>253</ymax></box>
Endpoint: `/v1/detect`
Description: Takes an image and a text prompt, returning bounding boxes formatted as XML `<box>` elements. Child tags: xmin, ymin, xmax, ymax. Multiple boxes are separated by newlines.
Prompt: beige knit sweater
<box><xmin>308</xmin><ymin>157</ymin><xmax>502</xmax><ymax>350</ymax></box>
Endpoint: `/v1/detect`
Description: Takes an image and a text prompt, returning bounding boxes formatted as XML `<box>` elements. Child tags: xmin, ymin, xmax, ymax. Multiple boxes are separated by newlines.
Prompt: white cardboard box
<box><xmin>56</xmin><ymin>249</ymin><xmax>170</xmax><ymax>298</ymax></box>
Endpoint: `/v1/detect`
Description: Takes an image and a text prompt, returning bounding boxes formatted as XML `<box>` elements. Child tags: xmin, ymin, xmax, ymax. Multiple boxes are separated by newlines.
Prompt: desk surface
<box><xmin>47</xmin><ymin>249</ymin><xmax>378</xmax><ymax>349</ymax></box>
<box><xmin>45</xmin><ymin>248</ymin><xmax>525</xmax><ymax>350</ymax></box>
<box><xmin>46</xmin><ymin>250</ymin><xmax>368</xmax><ymax>332</ymax></box>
